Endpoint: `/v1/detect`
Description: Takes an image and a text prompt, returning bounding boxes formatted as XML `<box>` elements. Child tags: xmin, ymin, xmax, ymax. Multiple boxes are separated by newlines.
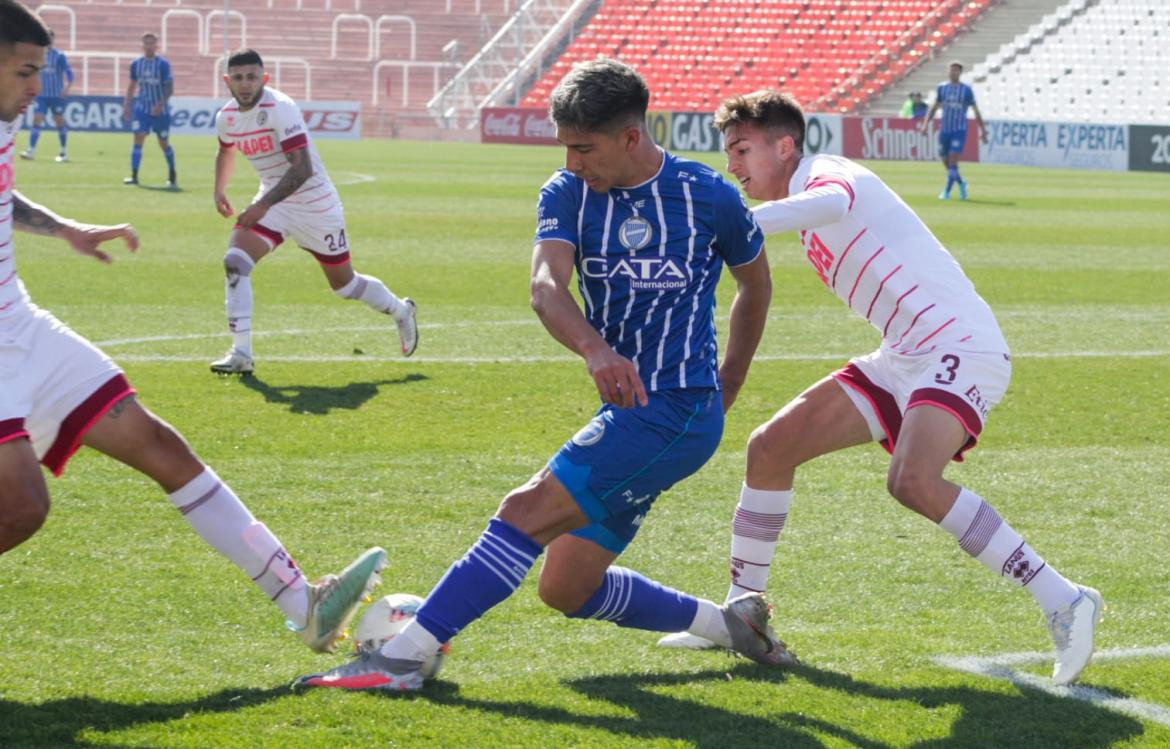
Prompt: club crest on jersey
<box><xmin>617</xmin><ymin>216</ymin><xmax>653</xmax><ymax>251</ymax></box>
<box><xmin>257</xmin><ymin>110</ymin><xmax>268</xmax><ymax>126</ymax></box>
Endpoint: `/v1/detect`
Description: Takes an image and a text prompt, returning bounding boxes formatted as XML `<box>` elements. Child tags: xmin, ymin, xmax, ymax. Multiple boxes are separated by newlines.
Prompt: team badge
<box><xmin>258</xmin><ymin>111</ymin><xmax>268</xmax><ymax>126</ymax></box>
<box><xmin>571</xmin><ymin>417</ymin><xmax>605</xmax><ymax>447</ymax></box>
<box><xmin>617</xmin><ymin>216</ymin><xmax>653</xmax><ymax>251</ymax></box>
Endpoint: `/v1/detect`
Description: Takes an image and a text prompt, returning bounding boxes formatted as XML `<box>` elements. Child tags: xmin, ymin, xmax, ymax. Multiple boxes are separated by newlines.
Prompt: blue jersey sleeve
<box><xmin>130</xmin><ymin>59</ymin><xmax>139</xmax><ymax>82</ymax></box>
<box><xmin>711</xmin><ymin>177</ymin><xmax>764</xmax><ymax>268</ymax></box>
<box><xmin>534</xmin><ymin>171</ymin><xmax>580</xmax><ymax>248</ymax></box>
<box><xmin>965</xmin><ymin>84</ymin><xmax>976</xmax><ymax>106</ymax></box>
<box><xmin>60</xmin><ymin>53</ymin><xmax>74</xmax><ymax>84</ymax></box>
<box><xmin>161</xmin><ymin>59</ymin><xmax>173</xmax><ymax>82</ymax></box>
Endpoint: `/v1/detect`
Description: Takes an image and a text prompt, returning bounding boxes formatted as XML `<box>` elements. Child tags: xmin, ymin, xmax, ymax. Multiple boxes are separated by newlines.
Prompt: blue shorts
<box><xmin>939</xmin><ymin>129</ymin><xmax>968</xmax><ymax>157</ymax></box>
<box><xmin>33</xmin><ymin>97</ymin><xmax>65</xmax><ymax>118</ymax></box>
<box><xmin>132</xmin><ymin>107</ymin><xmax>171</xmax><ymax>137</ymax></box>
<box><xmin>548</xmin><ymin>388</ymin><xmax>723</xmax><ymax>554</ymax></box>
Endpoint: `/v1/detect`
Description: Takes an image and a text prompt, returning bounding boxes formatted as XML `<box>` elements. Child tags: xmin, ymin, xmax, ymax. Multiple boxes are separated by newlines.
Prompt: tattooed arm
<box><xmin>235</xmin><ymin>148</ymin><xmax>313</xmax><ymax>228</ymax></box>
<box><xmin>13</xmin><ymin>191</ymin><xmax>139</xmax><ymax>263</ymax></box>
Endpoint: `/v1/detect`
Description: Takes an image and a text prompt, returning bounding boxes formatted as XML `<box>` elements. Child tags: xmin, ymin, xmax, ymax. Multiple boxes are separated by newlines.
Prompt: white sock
<box><xmin>379</xmin><ymin>619</ymin><xmax>442</xmax><ymax>661</ymax></box>
<box><xmin>167</xmin><ymin>467</ymin><xmax>308</xmax><ymax>626</ymax></box>
<box><xmin>939</xmin><ymin>488</ymin><xmax>1080</xmax><ymax>615</ymax></box>
<box><xmin>685</xmin><ymin>598</ymin><xmax>731</xmax><ymax>648</ymax></box>
<box><xmin>727</xmin><ymin>483</ymin><xmax>792</xmax><ymax>602</ymax></box>
<box><xmin>224</xmin><ymin>248</ymin><xmax>254</xmax><ymax>357</ymax></box>
<box><xmin>335</xmin><ymin>273</ymin><xmax>404</xmax><ymax>318</ymax></box>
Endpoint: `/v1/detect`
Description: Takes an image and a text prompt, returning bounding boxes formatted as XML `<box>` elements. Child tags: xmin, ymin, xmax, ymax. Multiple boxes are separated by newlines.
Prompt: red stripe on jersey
<box><xmin>0</xmin><ymin>302</ymin><xmax>13</xmax><ymax>312</ymax></box>
<box><xmin>286</xmin><ymin>191</ymin><xmax>333</xmax><ymax>206</ymax></box>
<box><xmin>258</xmin><ymin>102</ymin><xmax>275</xmax><ymax>108</ymax></box>
<box><xmin>258</xmin><ymin>161</ymin><xmax>286</xmax><ymax>172</ymax></box>
<box><xmin>909</xmin><ymin>317</ymin><xmax>956</xmax><ymax>352</ymax></box>
<box><xmin>218</xmin><ymin>138</ymin><xmax>235</xmax><ymax>149</ymax></box>
<box><xmin>0</xmin><ymin>198</ymin><xmax>11</xmax><ymax>206</ymax></box>
<box><xmin>42</xmin><ymin>374</ymin><xmax>136</xmax><ymax>477</ymax></box>
<box><xmin>222</xmin><ymin>105</ymin><xmax>240</xmax><ymax>112</ymax></box>
<box><xmin>865</xmin><ymin>264</ymin><xmax>902</xmax><ymax>321</ymax></box>
<box><xmin>224</xmin><ymin>128</ymin><xmax>272</xmax><ymax>137</ymax></box>
<box><xmin>959</xmin><ymin>334</ymin><xmax>973</xmax><ymax>343</ymax></box>
<box><xmin>0</xmin><ymin>142</ymin><xmax>12</xmax><ymax>155</ymax></box>
<box><xmin>0</xmin><ymin>417</ymin><xmax>29</xmax><ymax>445</ymax></box>
<box><xmin>281</xmin><ymin>133</ymin><xmax>308</xmax><ymax>153</ymax></box>
<box><xmin>846</xmin><ymin>246</ymin><xmax>884</xmax><ymax>308</ymax></box>
<box><xmin>882</xmin><ymin>285</ymin><xmax>918</xmax><ymax>338</ymax></box>
<box><xmin>0</xmin><ymin>270</ymin><xmax>15</xmax><ymax>286</ymax></box>
<box><xmin>805</xmin><ymin>177</ymin><xmax>855</xmax><ymax>210</ymax></box>
<box><xmin>830</xmin><ymin>228</ymin><xmax>866</xmax><ymax>290</ymax></box>
<box><xmin>892</xmin><ymin>303</ymin><xmax>936</xmax><ymax>349</ymax></box>
<box><xmin>832</xmin><ymin>363</ymin><xmax>902</xmax><ymax>454</ymax></box>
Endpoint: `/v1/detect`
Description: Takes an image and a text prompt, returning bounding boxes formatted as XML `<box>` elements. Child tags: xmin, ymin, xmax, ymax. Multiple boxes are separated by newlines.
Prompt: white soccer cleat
<box><xmin>721</xmin><ymin>592</ymin><xmax>798</xmax><ymax>666</ymax></box>
<box><xmin>209</xmin><ymin>348</ymin><xmax>254</xmax><ymax>375</ymax></box>
<box><xmin>657</xmin><ymin>631</ymin><xmax>720</xmax><ymax>650</ymax></box>
<box><xmin>18</xmin><ymin>150</ymin><xmax>34</xmax><ymax>160</ymax></box>
<box><xmin>54</xmin><ymin>153</ymin><xmax>68</xmax><ymax>163</ymax></box>
<box><xmin>395</xmin><ymin>298</ymin><xmax>418</xmax><ymax>357</ymax></box>
<box><xmin>1049</xmin><ymin>585</ymin><xmax>1103</xmax><ymax>686</ymax></box>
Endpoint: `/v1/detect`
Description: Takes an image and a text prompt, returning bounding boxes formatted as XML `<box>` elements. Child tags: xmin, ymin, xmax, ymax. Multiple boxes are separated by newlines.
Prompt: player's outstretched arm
<box><xmin>12</xmin><ymin>191</ymin><xmax>139</xmax><ymax>263</ymax></box>
<box><xmin>719</xmin><ymin>248</ymin><xmax>772</xmax><ymax>413</ymax></box>
<box><xmin>531</xmin><ymin>239</ymin><xmax>647</xmax><ymax>409</ymax></box>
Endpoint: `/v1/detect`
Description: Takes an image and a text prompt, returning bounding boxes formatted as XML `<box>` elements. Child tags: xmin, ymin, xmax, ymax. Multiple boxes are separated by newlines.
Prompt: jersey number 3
<box><xmin>934</xmin><ymin>354</ymin><xmax>961</xmax><ymax>385</ymax></box>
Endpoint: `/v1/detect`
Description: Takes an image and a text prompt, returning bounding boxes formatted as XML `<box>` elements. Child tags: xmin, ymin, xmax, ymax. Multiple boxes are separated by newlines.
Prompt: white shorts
<box><xmin>240</xmin><ymin>196</ymin><xmax>350</xmax><ymax>266</ymax></box>
<box><xmin>0</xmin><ymin>306</ymin><xmax>135</xmax><ymax>476</ymax></box>
<box><xmin>832</xmin><ymin>346</ymin><xmax>1012</xmax><ymax>462</ymax></box>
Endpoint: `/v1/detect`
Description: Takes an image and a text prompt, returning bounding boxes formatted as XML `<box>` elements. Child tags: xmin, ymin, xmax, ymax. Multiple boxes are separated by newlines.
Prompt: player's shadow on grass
<box><xmin>0</xmin><ymin>685</ymin><xmax>285</xmax><ymax>749</ymax></box>
<box><xmin>958</xmin><ymin>198</ymin><xmax>1015</xmax><ymax>206</ymax></box>
<box><xmin>417</xmin><ymin>662</ymin><xmax>1145</xmax><ymax>748</ymax></box>
<box><xmin>239</xmin><ymin>373</ymin><xmax>428</xmax><ymax>414</ymax></box>
<box><xmin>129</xmin><ymin>183</ymin><xmax>183</xmax><ymax>192</ymax></box>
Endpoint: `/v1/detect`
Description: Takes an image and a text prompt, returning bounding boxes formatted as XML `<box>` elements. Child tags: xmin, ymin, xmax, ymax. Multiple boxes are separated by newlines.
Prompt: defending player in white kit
<box><xmin>1</xmin><ymin>3</ymin><xmax>385</xmax><ymax>659</ymax></box>
<box><xmin>210</xmin><ymin>49</ymin><xmax>417</xmax><ymax>374</ymax></box>
<box><xmin>657</xmin><ymin>90</ymin><xmax>1102</xmax><ymax>686</ymax></box>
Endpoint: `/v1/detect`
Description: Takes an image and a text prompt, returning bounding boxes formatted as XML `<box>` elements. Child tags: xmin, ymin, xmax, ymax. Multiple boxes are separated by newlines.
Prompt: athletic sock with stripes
<box><xmin>568</xmin><ymin>565</ymin><xmax>699</xmax><ymax>631</ymax></box>
<box><xmin>726</xmin><ymin>484</ymin><xmax>791</xmax><ymax>601</ymax></box>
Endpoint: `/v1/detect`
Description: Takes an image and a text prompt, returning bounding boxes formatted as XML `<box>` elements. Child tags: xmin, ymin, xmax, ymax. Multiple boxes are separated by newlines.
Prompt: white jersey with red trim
<box><xmin>0</xmin><ymin>119</ymin><xmax>32</xmax><ymax>324</ymax></box>
<box><xmin>215</xmin><ymin>87</ymin><xmax>340</xmax><ymax>212</ymax></box>
<box><xmin>755</xmin><ymin>154</ymin><xmax>1008</xmax><ymax>355</ymax></box>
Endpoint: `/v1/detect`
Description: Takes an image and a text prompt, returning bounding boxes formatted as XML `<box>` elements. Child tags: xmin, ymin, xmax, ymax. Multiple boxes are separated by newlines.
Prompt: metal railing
<box><xmin>212</xmin><ymin>53</ymin><xmax>311</xmax><ymax>99</ymax></box>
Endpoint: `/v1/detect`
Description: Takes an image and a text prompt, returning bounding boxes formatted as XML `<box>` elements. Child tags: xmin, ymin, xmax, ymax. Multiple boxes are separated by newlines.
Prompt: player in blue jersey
<box><xmin>920</xmin><ymin>61</ymin><xmax>987</xmax><ymax>201</ymax></box>
<box><xmin>121</xmin><ymin>32</ymin><xmax>176</xmax><ymax>187</ymax></box>
<box><xmin>296</xmin><ymin>58</ymin><xmax>786</xmax><ymax>693</ymax></box>
<box><xmin>18</xmin><ymin>28</ymin><xmax>71</xmax><ymax>162</ymax></box>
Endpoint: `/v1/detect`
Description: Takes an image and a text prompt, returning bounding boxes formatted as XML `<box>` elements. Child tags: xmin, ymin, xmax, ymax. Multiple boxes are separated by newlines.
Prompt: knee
<box><xmin>224</xmin><ymin>248</ymin><xmax>254</xmax><ymax>281</ymax></box>
<box><xmin>886</xmin><ymin>462</ymin><xmax>935</xmax><ymax>510</ymax></box>
<box><xmin>0</xmin><ymin>485</ymin><xmax>50</xmax><ymax>551</ymax></box>
<box><xmin>746</xmin><ymin>422</ymin><xmax>794</xmax><ymax>471</ymax></box>
<box><xmin>537</xmin><ymin>571</ymin><xmax>599</xmax><ymax>614</ymax></box>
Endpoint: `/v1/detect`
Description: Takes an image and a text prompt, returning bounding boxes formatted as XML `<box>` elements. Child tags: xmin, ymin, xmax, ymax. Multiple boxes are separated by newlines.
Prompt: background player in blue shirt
<box><xmin>297</xmin><ymin>58</ymin><xmax>786</xmax><ymax>693</ymax></box>
<box><xmin>121</xmin><ymin>32</ymin><xmax>176</xmax><ymax>187</ymax></box>
<box><xmin>19</xmin><ymin>28</ymin><xmax>71</xmax><ymax>162</ymax></box>
<box><xmin>921</xmin><ymin>61</ymin><xmax>987</xmax><ymax>201</ymax></box>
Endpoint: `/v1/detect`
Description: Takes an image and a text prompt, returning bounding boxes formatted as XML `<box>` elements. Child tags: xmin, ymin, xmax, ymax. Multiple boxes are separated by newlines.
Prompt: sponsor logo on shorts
<box><xmin>571</xmin><ymin>417</ymin><xmax>605</xmax><ymax>447</ymax></box>
<box><xmin>964</xmin><ymin>384</ymin><xmax>990</xmax><ymax>420</ymax></box>
<box><xmin>621</xmin><ymin>489</ymin><xmax>651</xmax><ymax>506</ymax></box>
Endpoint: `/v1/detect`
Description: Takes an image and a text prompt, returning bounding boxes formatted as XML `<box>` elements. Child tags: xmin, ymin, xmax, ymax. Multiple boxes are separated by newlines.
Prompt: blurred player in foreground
<box><xmin>0</xmin><ymin>1</ymin><xmax>384</xmax><ymax>656</ymax></box>
<box><xmin>210</xmin><ymin>49</ymin><xmax>417</xmax><ymax>374</ymax></box>
<box><xmin>296</xmin><ymin>59</ymin><xmax>785</xmax><ymax>692</ymax></box>
<box><xmin>656</xmin><ymin>89</ymin><xmax>1101</xmax><ymax>687</ymax></box>
<box><xmin>18</xmin><ymin>28</ymin><xmax>71</xmax><ymax>162</ymax></box>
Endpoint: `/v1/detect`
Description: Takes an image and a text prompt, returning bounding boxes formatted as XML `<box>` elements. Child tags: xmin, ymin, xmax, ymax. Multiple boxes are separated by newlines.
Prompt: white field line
<box><xmin>93</xmin><ymin>322</ymin><xmax>1170</xmax><ymax>363</ymax></box>
<box><xmin>333</xmin><ymin>171</ymin><xmax>377</xmax><ymax>185</ymax></box>
<box><xmin>934</xmin><ymin>646</ymin><xmax>1170</xmax><ymax>728</ymax></box>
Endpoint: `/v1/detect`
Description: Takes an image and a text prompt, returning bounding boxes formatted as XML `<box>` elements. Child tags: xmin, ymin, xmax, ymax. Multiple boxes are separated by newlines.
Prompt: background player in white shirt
<box><xmin>210</xmin><ymin>49</ymin><xmax>416</xmax><ymax>374</ymax></box>
<box><xmin>657</xmin><ymin>90</ymin><xmax>1101</xmax><ymax>686</ymax></box>
<box><xmin>0</xmin><ymin>2</ymin><xmax>385</xmax><ymax>657</ymax></box>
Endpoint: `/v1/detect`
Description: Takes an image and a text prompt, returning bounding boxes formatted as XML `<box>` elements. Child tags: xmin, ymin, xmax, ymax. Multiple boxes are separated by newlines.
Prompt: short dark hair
<box><xmin>714</xmin><ymin>89</ymin><xmax>805</xmax><ymax>150</ymax></box>
<box><xmin>0</xmin><ymin>0</ymin><xmax>52</xmax><ymax>48</ymax></box>
<box><xmin>227</xmin><ymin>48</ymin><xmax>264</xmax><ymax>69</ymax></box>
<box><xmin>548</xmin><ymin>58</ymin><xmax>650</xmax><ymax>133</ymax></box>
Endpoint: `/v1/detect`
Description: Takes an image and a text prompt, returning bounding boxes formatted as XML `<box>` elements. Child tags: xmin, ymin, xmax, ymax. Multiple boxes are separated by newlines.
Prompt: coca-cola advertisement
<box><xmin>843</xmin><ymin>117</ymin><xmax>980</xmax><ymax>162</ymax></box>
<box><xmin>481</xmin><ymin>107</ymin><xmax>557</xmax><ymax>145</ymax></box>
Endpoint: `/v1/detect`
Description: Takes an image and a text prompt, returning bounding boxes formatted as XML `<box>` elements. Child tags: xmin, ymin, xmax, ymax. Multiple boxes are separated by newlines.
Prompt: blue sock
<box><xmin>164</xmin><ymin>146</ymin><xmax>176</xmax><ymax>173</ymax></box>
<box><xmin>29</xmin><ymin>127</ymin><xmax>40</xmax><ymax>151</ymax></box>
<box><xmin>414</xmin><ymin>517</ymin><xmax>542</xmax><ymax>643</ymax></box>
<box><xmin>945</xmin><ymin>167</ymin><xmax>956</xmax><ymax>191</ymax></box>
<box><xmin>58</xmin><ymin>129</ymin><xmax>67</xmax><ymax>151</ymax></box>
<box><xmin>568</xmin><ymin>565</ymin><xmax>699</xmax><ymax>632</ymax></box>
<box><xmin>953</xmin><ymin>165</ymin><xmax>963</xmax><ymax>184</ymax></box>
<box><xmin>131</xmin><ymin>144</ymin><xmax>143</xmax><ymax>173</ymax></box>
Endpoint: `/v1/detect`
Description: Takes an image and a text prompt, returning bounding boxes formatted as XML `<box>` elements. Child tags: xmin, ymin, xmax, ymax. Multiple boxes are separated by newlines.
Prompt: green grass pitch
<box><xmin>2</xmin><ymin>133</ymin><xmax>1168</xmax><ymax>748</ymax></box>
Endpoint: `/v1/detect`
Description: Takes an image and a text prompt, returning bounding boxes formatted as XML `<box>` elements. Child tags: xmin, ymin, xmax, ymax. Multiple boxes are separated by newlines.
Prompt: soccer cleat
<box><xmin>209</xmin><ymin>348</ymin><xmax>254</xmax><ymax>375</ymax></box>
<box><xmin>295</xmin><ymin>547</ymin><xmax>388</xmax><ymax>653</ymax></box>
<box><xmin>295</xmin><ymin>649</ymin><xmax>425</xmax><ymax>692</ymax></box>
<box><xmin>395</xmin><ymin>298</ymin><xmax>418</xmax><ymax>357</ymax></box>
<box><xmin>167</xmin><ymin>173</ymin><xmax>178</xmax><ymax>189</ymax></box>
<box><xmin>721</xmin><ymin>592</ymin><xmax>798</xmax><ymax>666</ymax></box>
<box><xmin>938</xmin><ymin>188</ymin><xmax>951</xmax><ymax>200</ymax></box>
<box><xmin>1049</xmin><ymin>585</ymin><xmax>1103</xmax><ymax>686</ymax></box>
<box><xmin>19</xmin><ymin>150</ymin><xmax>34</xmax><ymax>160</ymax></box>
<box><xmin>657</xmin><ymin>631</ymin><xmax>720</xmax><ymax>650</ymax></box>
<box><xmin>958</xmin><ymin>180</ymin><xmax>969</xmax><ymax>200</ymax></box>
<box><xmin>55</xmin><ymin>153</ymin><xmax>68</xmax><ymax>163</ymax></box>
<box><xmin>123</xmin><ymin>176</ymin><xmax>138</xmax><ymax>185</ymax></box>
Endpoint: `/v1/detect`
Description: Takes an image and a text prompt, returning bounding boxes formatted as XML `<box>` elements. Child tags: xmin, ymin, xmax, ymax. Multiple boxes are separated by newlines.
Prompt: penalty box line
<box><xmin>933</xmin><ymin>645</ymin><xmax>1170</xmax><ymax>728</ymax></box>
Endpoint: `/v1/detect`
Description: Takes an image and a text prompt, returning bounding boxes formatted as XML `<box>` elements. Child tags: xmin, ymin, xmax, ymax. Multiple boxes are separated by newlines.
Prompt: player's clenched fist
<box><xmin>585</xmin><ymin>347</ymin><xmax>648</xmax><ymax>409</ymax></box>
<box><xmin>214</xmin><ymin>191</ymin><xmax>234</xmax><ymax>218</ymax></box>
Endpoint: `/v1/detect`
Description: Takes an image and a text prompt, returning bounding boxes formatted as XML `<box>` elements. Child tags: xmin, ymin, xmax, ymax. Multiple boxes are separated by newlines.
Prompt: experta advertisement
<box><xmin>980</xmin><ymin>120</ymin><xmax>1128</xmax><ymax>171</ymax></box>
<box><xmin>13</xmin><ymin>96</ymin><xmax>362</xmax><ymax>139</ymax></box>
<box><xmin>480</xmin><ymin>107</ymin><xmax>557</xmax><ymax>145</ymax></box>
<box><xmin>1128</xmin><ymin>124</ymin><xmax>1170</xmax><ymax>173</ymax></box>
<box><xmin>843</xmin><ymin>116</ymin><xmax>980</xmax><ymax>162</ymax></box>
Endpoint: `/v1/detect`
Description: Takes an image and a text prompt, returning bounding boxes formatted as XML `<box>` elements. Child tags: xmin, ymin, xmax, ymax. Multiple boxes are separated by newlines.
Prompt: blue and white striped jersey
<box><xmin>130</xmin><ymin>56</ymin><xmax>173</xmax><ymax>110</ymax></box>
<box><xmin>535</xmin><ymin>150</ymin><xmax>764</xmax><ymax>392</ymax></box>
<box><xmin>38</xmin><ymin>48</ymin><xmax>73</xmax><ymax>98</ymax></box>
<box><xmin>935</xmin><ymin>82</ymin><xmax>976</xmax><ymax>132</ymax></box>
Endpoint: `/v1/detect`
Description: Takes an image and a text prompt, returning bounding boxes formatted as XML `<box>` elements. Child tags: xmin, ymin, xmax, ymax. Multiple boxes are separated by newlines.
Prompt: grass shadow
<box><xmin>239</xmin><ymin>373</ymin><xmax>428</xmax><ymax>414</ymax></box>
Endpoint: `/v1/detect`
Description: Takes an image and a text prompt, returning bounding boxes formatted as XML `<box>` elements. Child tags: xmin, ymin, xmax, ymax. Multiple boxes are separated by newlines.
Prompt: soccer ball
<box><xmin>353</xmin><ymin>593</ymin><xmax>449</xmax><ymax>678</ymax></box>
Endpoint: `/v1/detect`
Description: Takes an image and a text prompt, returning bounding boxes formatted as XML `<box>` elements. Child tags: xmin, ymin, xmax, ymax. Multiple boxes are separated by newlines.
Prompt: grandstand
<box><xmin>29</xmin><ymin>0</ymin><xmax>1170</xmax><ymax>135</ymax></box>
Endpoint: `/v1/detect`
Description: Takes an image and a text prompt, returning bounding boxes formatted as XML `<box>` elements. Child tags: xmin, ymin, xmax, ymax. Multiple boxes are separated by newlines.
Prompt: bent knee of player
<box><xmin>223</xmin><ymin>248</ymin><xmax>255</xmax><ymax>279</ymax></box>
<box><xmin>0</xmin><ymin>480</ymin><xmax>50</xmax><ymax>550</ymax></box>
<box><xmin>537</xmin><ymin>569</ymin><xmax>599</xmax><ymax>614</ymax></box>
<box><xmin>746</xmin><ymin>420</ymin><xmax>800</xmax><ymax>471</ymax></box>
<box><xmin>885</xmin><ymin>460</ymin><xmax>941</xmax><ymax>510</ymax></box>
